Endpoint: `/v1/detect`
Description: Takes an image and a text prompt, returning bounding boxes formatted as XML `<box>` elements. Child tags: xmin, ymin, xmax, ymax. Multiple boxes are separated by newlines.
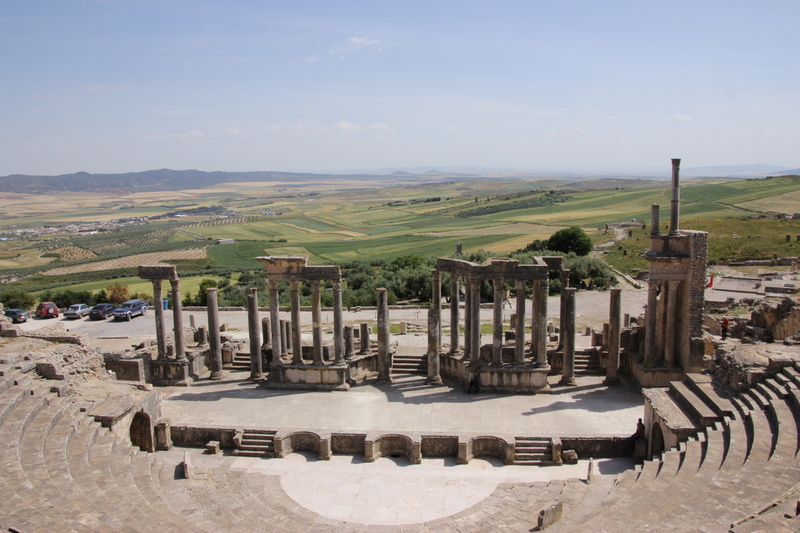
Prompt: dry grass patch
<box><xmin>43</xmin><ymin>248</ymin><xmax>208</xmax><ymax>275</ymax></box>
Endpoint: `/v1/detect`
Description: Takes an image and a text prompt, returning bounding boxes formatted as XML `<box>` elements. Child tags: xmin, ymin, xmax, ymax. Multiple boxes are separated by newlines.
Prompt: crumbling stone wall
<box><xmin>750</xmin><ymin>297</ymin><xmax>800</xmax><ymax>341</ymax></box>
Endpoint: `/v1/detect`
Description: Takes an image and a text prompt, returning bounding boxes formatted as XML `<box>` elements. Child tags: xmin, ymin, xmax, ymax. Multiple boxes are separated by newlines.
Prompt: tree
<box><xmin>0</xmin><ymin>289</ymin><xmax>36</xmax><ymax>310</ymax></box>
<box><xmin>106</xmin><ymin>282</ymin><xmax>130</xmax><ymax>304</ymax></box>
<box><xmin>546</xmin><ymin>226</ymin><xmax>593</xmax><ymax>256</ymax></box>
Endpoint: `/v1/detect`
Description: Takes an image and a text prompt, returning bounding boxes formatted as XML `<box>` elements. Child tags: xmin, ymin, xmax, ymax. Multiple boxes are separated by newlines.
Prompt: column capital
<box><xmin>268</xmin><ymin>279</ymin><xmax>280</xmax><ymax>290</ymax></box>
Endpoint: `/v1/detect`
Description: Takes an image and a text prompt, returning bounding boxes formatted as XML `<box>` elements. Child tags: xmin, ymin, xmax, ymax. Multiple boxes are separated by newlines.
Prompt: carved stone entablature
<box><xmin>138</xmin><ymin>265</ymin><xmax>179</xmax><ymax>281</ymax></box>
<box><xmin>436</xmin><ymin>256</ymin><xmax>558</xmax><ymax>281</ymax></box>
<box><xmin>256</xmin><ymin>255</ymin><xmax>340</xmax><ymax>281</ymax></box>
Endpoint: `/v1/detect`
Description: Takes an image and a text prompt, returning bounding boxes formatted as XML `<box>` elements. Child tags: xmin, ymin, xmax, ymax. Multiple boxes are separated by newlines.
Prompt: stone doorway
<box><xmin>130</xmin><ymin>411</ymin><xmax>154</xmax><ymax>452</ymax></box>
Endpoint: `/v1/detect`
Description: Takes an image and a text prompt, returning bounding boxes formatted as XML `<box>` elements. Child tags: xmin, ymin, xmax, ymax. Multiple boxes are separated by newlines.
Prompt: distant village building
<box><xmin>217</xmin><ymin>238</ymin><xmax>235</xmax><ymax>245</ymax></box>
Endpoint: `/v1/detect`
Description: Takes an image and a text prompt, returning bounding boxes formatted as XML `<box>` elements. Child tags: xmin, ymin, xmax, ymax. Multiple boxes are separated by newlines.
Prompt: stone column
<box><xmin>644</xmin><ymin>281</ymin><xmax>659</xmax><ymax>367</ymax></box>
<box><xmin>664</xmin><ymin>281</ymin><xmax>680</xmax><ymax>368</ymax></box>
<box><xmin>669</xmin><ymin>158</ymin><xmax>681</xmax><ymax>236</ymax></box>
<box><xmin>431</xmin><ymin>270</ymin><xmax>442</xmax><ymax>356</ymax></box>
<box><xmin>360</xmin><ymin>323</ymin><xmax>370</xmax><ymax>354</ymax></box>
<box><xmin>604</xmin><ymin>288</ymin><xmax>622</xmax><ymax>386</ymax></box>
<box><xmin>280</xmin><ymin>320</ymin><xmax>290</xmax><ymax>357</ymax></box>
<box><xmin>533</xmin><ymin>278</ymin><xmax>548</xmax><ymax>367</ymax></box>
<box><xmin>450</xmin><ymin>274</ymin><xmax>460</xmax><ymax>354</ymax></box>
<box><xmin>261</xmin><ymin>317</ymin><xmax>271</xmax><ymax>352</ymax></box>
<box><xmin>559</xmin><ymin>269</ymin><xmax>571</xmax><ymax>348</ymax></box>
<box><xmin>333</xmin><ymin>281</ymin><xmax>344</xmax><ymax>364</ymax></box>
<box><xmin>344</xmin><ymin>326</ymin><xmax>355</xmax><ymax>359</ymax></box>
<box><xmin>427</xmin><ymin>308</ymin><xmax>442</xmax><ymax>385</ymax></box>
<box><xmin>152</xmin><ymin>279</ymin><xmax>167</xmax><ymax>360</ymax></box>
<box><xmin>470</xmin><ymin>278</ymin><xmax>482</xmax><ymax>365</ymax></box>
<box><xmin>247</xmin><ymin>288</ymin><xmax>264</xmax><ymax>381</ymax></box>
<box><xmin>207</xmin><ymin>288</ymin><xmax>223</xmax><ymax>380</ymax></box>
<box><xmin>290</xmin><ymin>281</ymin><xmax>303</xmax><ymax>365</ymax></box>
<box><xmin>492</xmin><ymin>279</ymin><xmax>504</xmax><ymax>365</ymax></box>
<box><xmin>268</xmin><ymin>280</ymin><xmax>282</xmax><ymax>365</ymax></box>
<box><xmin>463</xmin><ymin>276</ymin><xmax>471</xmax><ymax>358</ymax></box>
<box><xmin>170</xmin><ymin>279</ymin><xmax>186</xmax><ymax>363</ymax></box>
<box><xmin>650</xmin><ymin>204</ymin><xmax>661</xmax><ymax>237</ymax></box>
<box><xmin>515</xmin><ymin>279</ymin><xmax>526</xmax><ymax>364</ymax></box>
<box><xmin>377</xmin><ymin>288</ymin><xmax>391</xmax><ymax>382</ymax></box>
<box><xmin>559</xmin><ymin>288</ymin><xmax>576</xmax><ymax>386</ymax></box>
<box><xmin>310</xmin><ymin>281</ymin><xmax>323</xmax><ymax>366</ymax></box>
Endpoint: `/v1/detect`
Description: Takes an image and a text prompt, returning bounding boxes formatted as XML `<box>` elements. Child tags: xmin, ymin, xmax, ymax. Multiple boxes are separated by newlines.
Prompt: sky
<box><xmin>2</xmin><ymin>1</ymin><xmax>800</xmax><ymax>176</ymax></box>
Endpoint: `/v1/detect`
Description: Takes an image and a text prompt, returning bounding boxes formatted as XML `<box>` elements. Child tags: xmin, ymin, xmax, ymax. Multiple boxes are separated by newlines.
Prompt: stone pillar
<box><xmin>170</xmin><ymin>279</ymin><xmax>186</xmax><ymax>362</ymax></box>
<box><xmin>464</xmin><ymin>276</ymin><xmax>472</xmax><ymax>361</ymax></box>
<box><xmin>268</xmin><ymin>280</ymin><xmax>282</xmax><ymax>365</ymax></box>
<box><xmin>492</xmin><ymin>279</ymin><xmax>504</xmax><ymax>365</ymax></box>
<box><xmin>310</xmin><ymin>281</ymin><xmax>323</xmax><ymax>366</ymax></box>
<box><xmin>261</xmin><ymin>317</ymin><xmax>271</xmax><ymax>352</ymax></box>
<box><xmin>669</xmin><ymin>158</ymin><xmax>681</xmax><ymax>236</ymax></box>
<box><xmin>290</xmin><ymin>281</ymin><xmax>302</xmax><ymax>365</ymax></box>
<box><xmin>431</xmin><ymin>270</ymin><xmax>442</xmax><ymax>356</ymax></box>
<box><xmin>247</xmin><ymin>288</ymin><xmax>264</xmax><ymax>381</ymax></box>
<box><xmin>377</xmin><ymin>288</ymin><xmax>391</xmax><ymax>382</ymax></box>
<box><xmin>189</xmin><ymin>314</ymin><xmax>196</xmax><ymax>329</ymax></box>
<box><xmin>344</xmin><ymin>326</ymin><xmax>355</xmax><ymax>359</ymax></box>
<box><xmin>427</xmin><ymin>308</ymin><xmax>442</xmax><ymax>385</ymax></box>
<box><xmin>280</xmin><ymin>320</ymin><xmax>290</xmax><ymax>357</ymax></box>
<box><xmin>197</xmin><ymin>325</ymin><xmax>208</xmax><ymax>345</ymax></box>
<box><xmin>604</xmin><ymin>288</ymin><xmax>622</xmax><ymax>386</ymax></box>
<box><xmin>207</xmin><ymin>288</ymin><xmax>223</xmax><ymax>380</ymax></box>
<box><xmin>559</xmin><ymin>269</ymin><xmax>570</xmax><ymax>348</ymax></box>
<box><xmin>533</xmin><ymin>278</ymin><xmax>548</xmax><ymax>367</ymax></box>
<box><xmin>333</xmin><ymin>281</ymin><xmax>344</xmax><ymax>364</ymax></box>
<box><xmin>469</xmin><ymin>278</ymin><xmax>481</xmax><ymax>365</ymax></box>
<box><xmin>152</xmin><ymin>279</ymin><xmax>167</xmax><ymax>360</ymax></box>
<box><xmin>559</xmin><ymin>288</ymin><xmax>576</xmax><ymax>386</ymax></box>
<box><xmin>644</xmin><ymin>281</ymin><xmax>659</xmax><ymax>367</ymax></box>
<box><xmin>155</xmin><ymin>419</ymin><xmax>172</xmax><ymax>451</ymax></box>
<box><xmin>450</xmin><ymin>274</ymin><xmax>460</xmax><ymax>354</ymax></box>
<box><xmin>515</xmin><ymin>280</ymin><xmax>526</xmax><ymax>364</ymax></box>
<box><xmin>664</xmin><ymin>281</ymin><xmax>680</xmax><ymax>368</ymax></box>
<box><xmin>360</xmin><ymin>323</ymin><xmax>370</xmax><ymax>354</ymax></box>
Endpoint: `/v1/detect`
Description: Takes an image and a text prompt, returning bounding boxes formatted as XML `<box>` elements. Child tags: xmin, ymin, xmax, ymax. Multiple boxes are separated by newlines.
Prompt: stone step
<box><xmin>685</xmin><ymin>373</ymin><xmax>737</xmax><ymax>420</ymax></box>
<box><xmin>669</xmin><ymin>380</ymin><xmax>721</xmax><ymax>427</ymax></box>
<box><xmin>233</xmin><ymin>429</ymin><xmax>277</xmax><ymax>457</ymax></box>
<box><xmin>781</xmin><ymin>366</ymin><xmax>800</xmax><ymax>388</ymax></box>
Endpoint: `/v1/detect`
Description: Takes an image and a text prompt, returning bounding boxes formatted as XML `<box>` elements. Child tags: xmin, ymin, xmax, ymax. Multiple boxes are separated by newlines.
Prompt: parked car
<box><xmin>35</xmin><ymin>301</ymin><xmax>60</xmax><ymax>318</ymax></box>
<box><xmin>4</xmin><ymin>309</ymin><xmax>30</xmax><ymax>323</ymax></box>
<box><xmin>88</xmin><ymin>303</ymin><xmax>117</xmax><ymax>320</ymax></box>
<box><xmin>113</xmin><ymin>299</ymin><xmax>149</xmax><ymax>321</ymax></box>
<box><xmin>64</xmin><ymin>303</ymin><xmax>91</xmax><ymax>319</ymax></box>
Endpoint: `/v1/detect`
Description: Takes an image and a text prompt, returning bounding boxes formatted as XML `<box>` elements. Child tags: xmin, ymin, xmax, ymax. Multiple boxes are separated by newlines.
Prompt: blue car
<box><xmin>113</xmin><ymin>299</ymin><xmax>149</xmax><ymax>321</ymax></box>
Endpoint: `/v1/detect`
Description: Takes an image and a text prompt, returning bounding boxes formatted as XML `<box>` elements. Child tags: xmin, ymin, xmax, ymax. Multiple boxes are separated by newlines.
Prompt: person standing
<box><xmin>721</xmin><ymin>317</ymin><xmax>730</xmax><ymax>340</ymax></box>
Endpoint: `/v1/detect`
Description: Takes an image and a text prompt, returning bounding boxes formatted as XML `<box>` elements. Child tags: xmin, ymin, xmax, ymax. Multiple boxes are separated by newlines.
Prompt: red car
<box><xmin>35</xmin><ymin>301</ymin><xmax>60</xmax><ymax>318</ymax></box>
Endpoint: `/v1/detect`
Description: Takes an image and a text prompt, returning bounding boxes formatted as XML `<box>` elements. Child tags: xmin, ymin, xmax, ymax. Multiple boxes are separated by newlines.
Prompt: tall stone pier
<box><xmin>207</xmin><ymin>287</ymin><xmax>224</xmax><ymax>381</ymax></box>
<box><xmin>377</xmin><ymin>288</ymin><xmax>392</xmax><ymax>383</ymax></box>
<box><xmin>247</xmin><ymin>288</ymin><xmax>264</xmax><ymax>381</ymax></box>
<box><xmin>559</xmin><ymin>288</ymin><xmax>576</xmax><ymax>386</ymax></box>
<box><xmin>604</xmin><ymin>288</ymin><xmax>621</xmax><ymax>386</ymax></box>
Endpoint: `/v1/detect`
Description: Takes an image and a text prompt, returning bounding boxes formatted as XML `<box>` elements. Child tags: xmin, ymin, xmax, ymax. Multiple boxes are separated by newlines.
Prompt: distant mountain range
<box><xmin>1</xmin><ymin>165</ymin><xmax>797</xmax><ymax>194</ymax></box>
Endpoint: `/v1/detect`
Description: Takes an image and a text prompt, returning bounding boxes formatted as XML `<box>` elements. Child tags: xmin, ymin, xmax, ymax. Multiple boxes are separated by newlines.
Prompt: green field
<box><xmin>2</xmin><ymin>174</ymin><xmax>800</xmax><ymax>296</ymax></box>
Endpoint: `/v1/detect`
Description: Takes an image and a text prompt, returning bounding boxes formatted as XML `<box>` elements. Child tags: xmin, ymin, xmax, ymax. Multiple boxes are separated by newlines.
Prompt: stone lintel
<box><xmin>256</xmin><ymin>256</ymin><xmax>340</xmax><ymax>281</ymax></box>
<box><xmin>436</xmin><ymin>257</ymin><xmax>550</xmax><ymax>281</ymax></box>
<box><xmin>138</xmin><ymin>265</ymin><xmax>178</xmax><ymax>281</ymax></box>
<box><xmin>642</xmin><ymin>387</ymin><xmax>698</xmax><ymax>435</ymax></box>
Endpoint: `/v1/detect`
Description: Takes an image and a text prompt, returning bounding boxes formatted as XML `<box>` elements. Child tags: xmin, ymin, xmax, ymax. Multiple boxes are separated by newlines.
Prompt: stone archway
<box><xmin>130</xmin><ymin>411</ymin><xmax>154</xmax><ymax>452</ymax></box>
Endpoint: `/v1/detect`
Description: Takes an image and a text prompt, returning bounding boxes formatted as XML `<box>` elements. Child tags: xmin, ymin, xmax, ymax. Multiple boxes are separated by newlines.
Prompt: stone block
<box><xmin>537</xmin><ymin>501</ymin><xmax>563</xmax><ymax>529</ymax></box>
<box><xmin>561</xmin><ymin>449</ymin><xmax>578</xmax><ymax>464</ymax></box>
<box><xmin>206</xmin><ymin>440</ymin><xmax>221</xmax><ymax>454</ymax></box>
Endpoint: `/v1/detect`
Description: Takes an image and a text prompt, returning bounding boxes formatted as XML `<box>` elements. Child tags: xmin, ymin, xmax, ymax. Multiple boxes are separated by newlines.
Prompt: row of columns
<box><xmin>445</xmin><ymin>272</ymin><xmax>550</xmax><ymax>366</ymax></box>
<box><xmin>644</xmin><ymin>279</ymin><xmax>681</xmax><ymax>368</ymax></box>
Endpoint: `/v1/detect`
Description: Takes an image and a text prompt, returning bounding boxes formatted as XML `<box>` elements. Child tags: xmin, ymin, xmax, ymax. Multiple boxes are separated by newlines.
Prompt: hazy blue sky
<box><xmin>2</xmin><ymin>1</ymin><xmax>799</xmax><ymax>175</ymax></box>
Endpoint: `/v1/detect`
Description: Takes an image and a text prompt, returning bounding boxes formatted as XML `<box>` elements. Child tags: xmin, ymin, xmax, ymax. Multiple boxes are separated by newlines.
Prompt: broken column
<box><xmin>559</xmin><ymin>288</ymin><xmax>576</xmax><ymax>386</ymax></box>
<box><xmin>360</xmin><ymin>323</ymin><xmax>370</xmax><ymax>354</ymax></box>
<box><xmin>604</xmin><ymin>288</ymin><xmax>621</xmax><ymax>386</ymax></box>
<box><xmin>207</xmin><ymin>287</ymin><xmax>223</xmax><ymax>380</ymax></box>
<box><xmin>247</xmin><ymin>288</ymin><xmax>264</xmax><ymax>381</ymax></box>
<box><xmin>377</xmin><ymin>288</ymin><xmax>391</xmax><ymax>382</ymax></box>
<box><xmin>669</xmin><ymin>158</ymin><xmax>681</xmax><ymax>236</ymax></box>
<box><xmin>344</xmin><ymin>326</ymin><xmax>355</xmax><ymax>359</ymax></box>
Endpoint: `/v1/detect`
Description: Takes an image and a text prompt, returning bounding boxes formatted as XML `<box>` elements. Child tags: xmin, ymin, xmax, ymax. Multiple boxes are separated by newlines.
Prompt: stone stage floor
<box><xmin>160</xmin><ymin>350</ymin><xmax>642</xmax><ymax>526</ymax></box>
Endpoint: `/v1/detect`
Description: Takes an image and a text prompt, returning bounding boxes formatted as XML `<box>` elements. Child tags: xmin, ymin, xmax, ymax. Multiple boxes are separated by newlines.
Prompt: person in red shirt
<box><xmin>721</xmin><ymin>317</ymin><xmax>730</xmax><ymax>340</ymax></box>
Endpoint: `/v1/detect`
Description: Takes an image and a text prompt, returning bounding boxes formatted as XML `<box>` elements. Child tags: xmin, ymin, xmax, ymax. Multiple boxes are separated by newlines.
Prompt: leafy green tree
<box><xmin>546</xmin><ymin>226</ymin><xmax>593</xmax><ymax>256</ymax></box>
<box><xmin>0</xmin><ymin>289</ymin><xmax>36</xmax><ymax>310</ymax></box>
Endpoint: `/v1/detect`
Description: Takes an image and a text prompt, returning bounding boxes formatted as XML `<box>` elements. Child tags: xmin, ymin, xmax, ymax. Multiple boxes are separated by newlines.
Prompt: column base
<box><xmin>603</xmin><ymin>376</ymin><xmax>621</xmax><ymax>386</ymax></box>
<box><xmin>559</xmin><ymin>376</ymin><xmax>577</xmax><ymax>386</ymax></box>
<box><xmin>210</xmin><ymin>371</ymin><xmax>224</xmax><ymax>381</ymax></box>
<box><xmin>426</xmin><ymin>376</ymin><xmax>443</xmax><ymax>386</ymax></box>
